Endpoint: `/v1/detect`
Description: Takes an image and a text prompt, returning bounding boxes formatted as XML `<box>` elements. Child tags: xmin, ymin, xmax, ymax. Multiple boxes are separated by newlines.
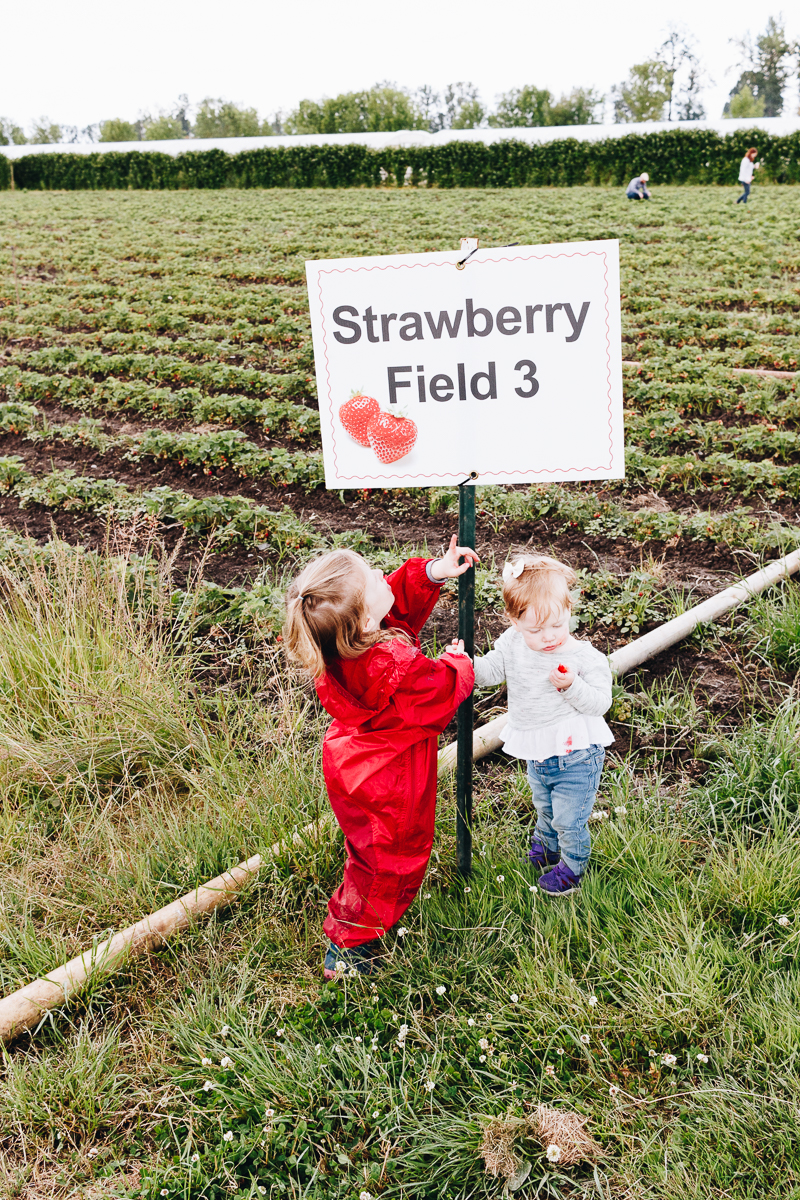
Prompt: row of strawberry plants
<box><xmin>625</xmin><ymin>410</ymin><xmax>800</xmax><ymax>461</ymax></box>
<box><xmin>429</xmin><ymin>482</ymin><xmax>798</xmax><ymax>553</ymax></box>
<box><xmin>0</xmin><ymin>456</ymin><xmax>318</xmax><ymax>552</ymax></box>
<box><xmin>3</xmin><ymin>349</ymin><xmax>311</xmax><ymax>399</ymax></box>
<box><xmin>0</xmin><ymin>402</ymin><xmax>324</xmax><ymax>485</ymax></box>
<box><xmin>0</xmin><ymin>367</ymin><xmax>319</xmax><ymax>435</ymax></box>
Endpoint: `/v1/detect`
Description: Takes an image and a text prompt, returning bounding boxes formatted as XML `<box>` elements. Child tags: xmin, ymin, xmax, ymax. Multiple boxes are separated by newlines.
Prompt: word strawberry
<box><xmin>367</xmin><ymin>411</ymin><xmax>418</xmax><ymax>464</ymax></box>
<box><xmin>339</xmin><ymin>392</ymin><xmax>380</xmax><ymax>447</ymax></box>
<box><xmin>557</xmin><ymin>664</ymin><xmax>568</xmax><ymax>674</ymax></box>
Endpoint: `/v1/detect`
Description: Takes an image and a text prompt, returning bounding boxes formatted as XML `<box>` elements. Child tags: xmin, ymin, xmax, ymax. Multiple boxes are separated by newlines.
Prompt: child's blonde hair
<box><xmin>283</xmin><ymin>549</ymin><xmax>404</xmax><ymax>677</ymax></box>
<box><xmin>502</xmin><ymin>554</ymin><xmax>576</xmax><ymax>624</ymax></box>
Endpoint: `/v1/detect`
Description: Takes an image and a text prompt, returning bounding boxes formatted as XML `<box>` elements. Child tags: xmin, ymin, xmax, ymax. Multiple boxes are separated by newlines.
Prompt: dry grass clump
<box><xmin>479</xmin><ymin>1104</ymin><xmax>604</xmax><ymax>1180</ymax></box>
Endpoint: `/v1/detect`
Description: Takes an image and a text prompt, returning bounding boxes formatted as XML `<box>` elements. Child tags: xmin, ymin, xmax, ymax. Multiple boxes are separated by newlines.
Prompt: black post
<box><xmin>456</xmin><ymin>482</ymin><xmax>476</xmax><ymax>877</ymax></box>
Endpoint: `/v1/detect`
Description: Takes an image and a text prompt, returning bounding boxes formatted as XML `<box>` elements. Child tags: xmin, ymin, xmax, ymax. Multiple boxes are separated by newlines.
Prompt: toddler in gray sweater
<box><xmin>472</xmin><ymin>554</ymin><xmax>613</xmax><ymax>897</ymax></box>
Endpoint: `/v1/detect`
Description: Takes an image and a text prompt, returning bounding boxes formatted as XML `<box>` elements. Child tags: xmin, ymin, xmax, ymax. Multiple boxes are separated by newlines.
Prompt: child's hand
<box><xmin>430</xmin><ymin>534</ymin><xmax>480</xmax><ymax>580</ymax></box>
<box><xmin>444</xmin><ymin>637</ymin><xmax>471</xmax><ymax>659</ymax></box>
<box><xmin>549</xmin><ymin>664</ymin><xmax>575</xmax><ymax>691</ymax></box>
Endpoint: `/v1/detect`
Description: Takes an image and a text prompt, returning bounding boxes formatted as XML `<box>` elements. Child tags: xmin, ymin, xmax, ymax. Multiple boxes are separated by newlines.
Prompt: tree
<box><xmin>443</xmin><ymin>82</ymin><xmax>485</xmax><ymax>129</ymax></box>
<box><xmin>99</xmin><ymin>119</ymin><xmax>140</xmax><ymax>142</ymax></box>
<box><xmin>725</xmin><ymin>16</ymin><xmax>792</xmax><ymax>117</ymax></box>
<box><xmin>612</xmin><ymin>61</ymin><xmax>672</xmax><ymax>122</ymax></box>
<box><xmin>284</xmin><ymin>84</ymin><xmax>425</xmax><ymax>135</ymax></box>
<box><xmin>194</xmin><ymin>98</ymin><xmax>265</xmax><ymax>138</ymax></box>
<box><xmin>0</xmin><ymin>118</ymin><xmax>25</xmax><ymax>145</ymax></box>
<box><xmin>724</xmin><ymin>84</ymin><xmax>766</xmax><ymax>119</ymax></box>
<box><xmin>489</xmin><ymin>85</ymin><xmax>551</xmax><ymax>127</ymax></box>
<box><xmin>657</xmin><ymin>26</ymin><xmax>706</xmax><ymax>121</ymax></box>
<box><xmin>29</xmin><ymin>119</ymin><xmax>63</xmax><ymax>144</ymax></box>
<box><xmin>548</xmin><ymin>88</ymin><xmax>603</xmax><ymax>125</ymax></box>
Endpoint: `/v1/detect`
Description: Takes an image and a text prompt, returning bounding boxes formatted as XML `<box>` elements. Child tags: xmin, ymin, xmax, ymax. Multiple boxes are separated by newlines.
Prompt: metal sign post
<box><xmin>456</xmin><ymin>480</ymin><xmax>476</xmax><ymax>877</ymax></box>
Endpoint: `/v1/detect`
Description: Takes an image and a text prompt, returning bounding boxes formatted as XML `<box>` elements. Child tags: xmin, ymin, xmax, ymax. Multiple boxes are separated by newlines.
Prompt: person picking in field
<box><xmin>465</xmin><ymin>555</ymin><xmax>613</xmax><ymax>897</ymax></box>
<box><xmin>736</xmin><ymin>147</ymin><xmax>759</xmax><ymax>204</ymax></box>
<box><xmin>284</xmin><ymin>536</ymin><xmax>476</xmax><ymax>978</ymax></box>
<box><xmin>626</xmin><ymin>172</ymin><xmax>651</xmax><ymax>200</ymax></box>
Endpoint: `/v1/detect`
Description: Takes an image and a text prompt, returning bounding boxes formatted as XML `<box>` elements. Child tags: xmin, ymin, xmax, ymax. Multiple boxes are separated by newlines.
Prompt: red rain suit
<box><xmin>315</xmin><ymin>558</ymin><xmax>474</xmax><ymax>948</ymax></box>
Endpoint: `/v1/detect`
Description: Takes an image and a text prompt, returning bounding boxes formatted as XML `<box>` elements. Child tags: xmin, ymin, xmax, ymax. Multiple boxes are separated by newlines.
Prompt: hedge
<box><xmin>2</xmin><ymin>127</ymin><xmax>798</xmax><ymax>190</ymax></box>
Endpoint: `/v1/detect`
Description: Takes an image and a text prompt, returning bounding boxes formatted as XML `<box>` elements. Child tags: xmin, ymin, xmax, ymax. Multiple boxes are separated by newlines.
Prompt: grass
<box><xmin>0</xmin><ymin>535</ymin><xmax>797</xmax><ymax>1198</ymax></box>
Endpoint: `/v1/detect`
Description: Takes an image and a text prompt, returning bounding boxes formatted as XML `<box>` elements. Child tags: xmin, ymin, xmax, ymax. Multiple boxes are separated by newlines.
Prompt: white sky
<box><xmin>2</xmin><ymin>0</ymin><xmax>797</xmax><ymax>134</ymax></box>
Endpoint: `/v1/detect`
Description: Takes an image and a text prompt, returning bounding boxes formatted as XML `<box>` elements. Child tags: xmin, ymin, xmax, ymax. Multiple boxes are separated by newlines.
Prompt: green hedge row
<box><xmin>2</xmin><ymin>127</ymin><xmax>798</xmax><ymax>190</ymax></box>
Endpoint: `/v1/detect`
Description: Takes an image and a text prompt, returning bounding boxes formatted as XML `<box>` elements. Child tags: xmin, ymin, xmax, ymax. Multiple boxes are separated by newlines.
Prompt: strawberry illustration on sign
<box><xmin>339</xmin><ymin>392</ymin><xmax>380</xmax><ymax>446</ymax></box>
<box><xmin>368</xmin><ymin>410</ymin><xmax>418</xmax><ymax>464</ymax></box>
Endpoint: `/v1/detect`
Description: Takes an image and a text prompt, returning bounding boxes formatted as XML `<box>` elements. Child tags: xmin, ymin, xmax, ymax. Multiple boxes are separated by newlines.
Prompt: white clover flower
<box><xmin>223</xmin><ymin>1130</ymin><xmax>234</xmax><ymax>1142</ymax></box>
<box><xmin>696</xmin><ymin>1053</ymin><xmax>709</xmax><ymax>1063</ymax></box>
<box><xmin>468</xmin><ymin>1018</ymin><xmax>475</xmax><ymax>1027</ymax></box>
<box><xmin>556</xmin><ymin>1047</ymin><xmax>564</xmax><ymax>1055</ymax></box>
<box><xmin>372</xmin><ymin>1110</ymin><xmax>379</xmax><ymax>1118</ymax></box>
<box><xmin>220</xmin><ymin>1056</ymin><xmax>233</xmax><ymax>1069</ymax></box>
<box><xmin>276</xmin><ymin>1028</ymin><xmax>285</xmax><ymax>1037</ymax></box>
<box><xmin>191</xmin><ymin>1152</ymin><xmax>200</xmax><ymax>1162</ymax></box>
<box><xmin>589</xmin><ymin>995</ymin><xmax>599</xmax><ymax>1007</ymax></box>
<box><xmin>479</xmin><ymin>1037</ymin><xmax>490</xmax><ymax>1050</ymax></box>
<box><xmin>397</xmin><ymin>927</ymin><xmax>408</xmax><ymax>938</ymax></box>
<box><xmin>464</xmin><ymin>886</ymin><xmax>471</xmax><ymax>893</ymax></box>
<box><xmin>161</xmin><ymin>1191</ymin><xmax>169</xmax><ymax>1197</ymax></box>
<box><xmin>609</xmin><ymin>1085</ymin><xmax>619</xmax><ymax>1096</ymax></box>
<box><xmin>258</xmin><ymin>1190</ymin><xmax>267</xmax><ymax>1197</ymax></box>
<box><xmin>510</xmin><ymin>993</ymin><xmax>519</xmax><ymax>1003</ymax></box>
<box><xmin>202</xmin><ymin>1080</ymin><xmax>214</xmax><ymax>1091</ymax></box>
<box><xmin>662</xmin><ymin>1053</ymin><xmax>677</xmax><ymax>1067</ymax></box>
<box><xmin>479</xmin><ymin>1054</ymin><xmax>487</xmax><ymax>1063</ymax></box>
<box><xmin>436</xmin><ymin>985</ymin><xmax>447</xmax><ymax>996</ymax></box>
<box><xmin>529</xmin><ymin>885</ymin><xmax>537</xmax><ymax>892</ymax></box>
<box><xmin>315</xmin><ymin>1044</ymin><xmax>322</xmax><ymax>1055</ymax></box>
<box><xmin>348</xmin><ymin>968</ymin><xmax>358</xmax><ymax>978</ymax></box>
<box><xmin>496</xmin><ymin>875</ymin><xmax>505</xmax><ymax>883</ymax></box>
<box><xmin>360</xmin><ymin>1192</ymin><xmax>373</xmax><ymax>1200</ymax></box>
<box><xmin>589</xmin><ymin>810</ymin><xmax>602</xmax><ymax>822</ymax></box>
<box><xmin>335</xmin><ymin>960</ymin><xmax>347</xmax><ymax>972</ymax></box>
<box><xmin>614</xmin><ymin>805</ymin><xmax>628</xmax><ymax>816</ymax></box>
<box><xmin>648</xmin><ymin>1049</ymin><xmax>656</xmax><ymax>1056</ymax></box>
<box><xmin>423</xmin><ymin>893</ymin><xmax>431</xmax><ymax>899</ymax></box>
<box><xmin>265</xmin><ymin>1108</ymin><xmax>275</xmax><ymax>1119</ymax></box>
<box><xmin>546</xmin><ymin>1144</ymin><xmax>562</xmax><ymax>1163</ymax></box>
<box><xmin>201</xmin><ymin>1056</ymin><xmax>212</xmax><ymax>1066</ymax></box>
<box><xmin>545</xmin><ymin>1064</ymin><xmax>555</xmax><ymax>1076</ymax></box>
<box><xmin>580</xmin><ymin>1034</ymin><xmax>591</xmax><ymax>1044</ymax></box>
<box><xmin>87</xmin><ymin>1147</ymin><xmax>99</xmax><ymax>1158</ymax></box>
<box><xmin>220</xmin><ymin>1025</ymin><xmax>230</xmax><ymax>1037</ymax></box>
<box><xmin>424</xmin><ymin>1079</ymin><xmax>435</xmax><ymax>1091</ymax></box>
<box><xmin>777</xmin><ymin>915</ymin><xmax>791</xmax><ymax>926</ymax></box>
<box><xmin>353</xmin><ymin>1036</ymin><xmax>361</xmax><ymax>1043</ymax></box>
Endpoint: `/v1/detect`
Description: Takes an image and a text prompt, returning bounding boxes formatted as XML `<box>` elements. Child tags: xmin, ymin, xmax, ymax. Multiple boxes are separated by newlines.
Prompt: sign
<box><xmin>306</xmin><ymin>239</ymin><xmax>623</xmax><ymax>489</ymax></box>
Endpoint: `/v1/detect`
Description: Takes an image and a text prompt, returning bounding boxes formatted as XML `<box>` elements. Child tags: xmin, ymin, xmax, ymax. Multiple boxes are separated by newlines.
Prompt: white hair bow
<box><xmin>501</xmin><ymin>560</ymin><xmax>524</xmax><ymax>583</ymax></box>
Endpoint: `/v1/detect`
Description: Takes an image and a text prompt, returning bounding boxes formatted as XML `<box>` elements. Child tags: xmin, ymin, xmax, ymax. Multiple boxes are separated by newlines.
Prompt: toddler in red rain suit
<box><xmin>283</xmin><ymin>536</ymin><xmax>476</xmax><ymax>978</ymax></box>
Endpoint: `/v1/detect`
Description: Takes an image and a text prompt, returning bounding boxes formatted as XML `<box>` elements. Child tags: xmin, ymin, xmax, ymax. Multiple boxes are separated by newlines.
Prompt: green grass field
<box><xmin>0</xmin><ymin>185</ymin><xmax>799</xmax><ymax>1200</ymax></box>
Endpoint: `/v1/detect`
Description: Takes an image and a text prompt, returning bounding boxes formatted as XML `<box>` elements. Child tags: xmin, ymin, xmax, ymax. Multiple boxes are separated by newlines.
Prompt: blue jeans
<box><xmin>736</xmin><ymin>181</ymin><xmax>751</xmax><ymax>203</ymax></box>
<box><xmin>527</xmin><ymin>745</ymin><xmax>605</xmax><ymax>876</ymax></box>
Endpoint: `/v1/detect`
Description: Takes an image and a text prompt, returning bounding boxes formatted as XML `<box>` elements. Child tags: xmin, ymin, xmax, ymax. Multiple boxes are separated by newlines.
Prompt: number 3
<box><xmin>514</xmin><ymin>360</ymin><xmax>539</xmax><ymax>398</ymax></box>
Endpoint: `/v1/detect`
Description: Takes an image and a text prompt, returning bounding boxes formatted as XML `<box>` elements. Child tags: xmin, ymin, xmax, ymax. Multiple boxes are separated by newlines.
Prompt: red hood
<box><xmin>315</xmin><ymin>638</ymin><xmax>418</xmax><ymax>726</ymax></box>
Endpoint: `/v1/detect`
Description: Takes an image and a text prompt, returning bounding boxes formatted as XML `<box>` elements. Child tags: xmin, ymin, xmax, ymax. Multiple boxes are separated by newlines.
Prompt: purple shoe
<box><xmin>538</xmin><ymin>861</ymin><xmax>582</xmax><ymax>897</ymax></box>
<box><xmin>527</xmin><ymin>840</ymin><xmax>560</xmax><ymax>868</ymax></box>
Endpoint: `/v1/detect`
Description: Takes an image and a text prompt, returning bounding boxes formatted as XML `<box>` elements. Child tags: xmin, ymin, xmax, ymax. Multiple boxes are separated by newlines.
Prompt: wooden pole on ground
<box><xmin>0</xmin><ymin>818</ymin><xmax>326</xmax><ymax>1046</ymax></box>
<box><xmin>456</xmin><ymin>480</ymin><xmax>476</xmax><ymax>877</ymax></box>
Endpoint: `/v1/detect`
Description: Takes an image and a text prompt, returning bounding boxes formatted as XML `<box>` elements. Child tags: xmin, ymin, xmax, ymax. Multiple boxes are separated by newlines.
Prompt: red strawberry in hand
<box><xmin>367</xmin><ymin>411</ymin><xmax>417</xmax><ymax>464</ymax></box>
<box><xmin>339</xmin><ymin>392</ymin><xmax>380</xmax><ymax>446</ymax></box>
<box><xmin>557</xmin><ymin>664</ymin><xmax>568</xmax><ymax>674</ymax></box>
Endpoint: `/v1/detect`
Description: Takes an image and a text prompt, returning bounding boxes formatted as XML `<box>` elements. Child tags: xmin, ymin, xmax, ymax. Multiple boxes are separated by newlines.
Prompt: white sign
<box><xmin>306</xmin><ymin>239</ymin><xmax>623</xmax><ymax>489</ymax></box>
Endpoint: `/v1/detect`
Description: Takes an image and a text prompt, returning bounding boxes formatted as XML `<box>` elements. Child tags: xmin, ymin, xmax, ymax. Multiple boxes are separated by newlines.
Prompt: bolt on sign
<box><xmin>306</xmin><ymin>239</ymin><xmax>624</xmax><ymax>489</ymax></box>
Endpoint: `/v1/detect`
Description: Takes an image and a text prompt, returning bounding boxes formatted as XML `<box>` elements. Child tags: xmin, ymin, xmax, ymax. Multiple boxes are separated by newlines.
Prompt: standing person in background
<box><xmin>626</xmin><ymin>172</ymin><xmax>650</xmax><ymax>200</ymax></box>
<box><xmin>736</xmin><ymin>148</ymin><xmax>759</xmax><ymax>204</ymax></box>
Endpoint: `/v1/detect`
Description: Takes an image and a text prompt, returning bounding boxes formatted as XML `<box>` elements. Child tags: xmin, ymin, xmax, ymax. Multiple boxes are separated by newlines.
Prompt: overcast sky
<box><xmin>2</xmin><ymin>0</ymin><xmax>797</xmax><ymax>134</ymax></box>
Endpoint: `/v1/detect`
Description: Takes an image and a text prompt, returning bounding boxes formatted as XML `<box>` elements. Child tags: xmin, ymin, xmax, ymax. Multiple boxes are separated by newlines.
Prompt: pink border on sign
<box><xmin>314</xmin><ymin>249</ymin><xmax>616</xmax><ymax>484</ymax></box>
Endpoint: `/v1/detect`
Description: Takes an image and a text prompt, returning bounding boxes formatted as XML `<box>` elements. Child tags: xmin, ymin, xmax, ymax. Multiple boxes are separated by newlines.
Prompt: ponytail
<box><xmin>283</xmin><ymin>550</ymin><xmax>406</xmax><ymax>677</ymax></box>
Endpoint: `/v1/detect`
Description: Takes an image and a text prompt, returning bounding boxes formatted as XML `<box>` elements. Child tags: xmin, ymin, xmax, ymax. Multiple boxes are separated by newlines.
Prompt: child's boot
<box><xmin>538</xmin><ymin>861</ymin><xmax>582</xmax><ymax>897</ymax></box>
<box><xmin>324</xmin><ymin>938</ymin><xmax>384</xmax><ymax>980</ymax></box>
<box><xmin>527</xmin><ymin>839</ymin><xmax>560</xmax><ymax>869</ymax></box>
